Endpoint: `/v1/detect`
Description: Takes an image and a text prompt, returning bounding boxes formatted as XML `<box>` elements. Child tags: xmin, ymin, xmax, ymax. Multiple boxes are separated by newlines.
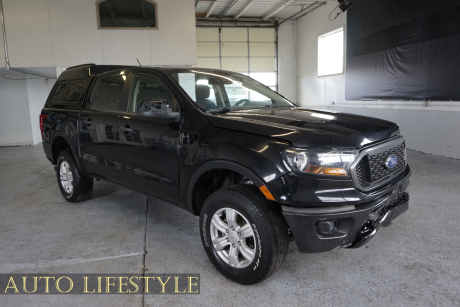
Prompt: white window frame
<box><xmin>318</xmin><ymin>27</ymin><xmax>345</xmax><ymax>77</ymax></box>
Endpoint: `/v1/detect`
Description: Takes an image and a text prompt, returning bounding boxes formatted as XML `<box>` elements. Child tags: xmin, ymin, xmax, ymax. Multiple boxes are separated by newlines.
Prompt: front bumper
<box><xmin>282</xmin><ymin>173</ymin><xmax>410</xmax><ymax>253</ymax></box>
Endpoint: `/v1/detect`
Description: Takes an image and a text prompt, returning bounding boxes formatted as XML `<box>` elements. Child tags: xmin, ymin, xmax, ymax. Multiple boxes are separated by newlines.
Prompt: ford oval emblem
<box><xmin>385</xmin><ymin>155</ymin><xmax>398</xmax><ymax>169</ymax></box>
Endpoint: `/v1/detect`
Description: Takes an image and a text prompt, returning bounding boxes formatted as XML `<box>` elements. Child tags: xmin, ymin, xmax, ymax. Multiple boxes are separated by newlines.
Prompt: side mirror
<box><xmin>136</xmin><ymin>99</ymin><xmax>180</xmax><ymax>121</ymax></box>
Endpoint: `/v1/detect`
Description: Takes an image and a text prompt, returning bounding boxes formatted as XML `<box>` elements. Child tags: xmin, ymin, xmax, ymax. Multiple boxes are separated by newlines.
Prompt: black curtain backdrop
<box><xmin>346</xmin><ymin>0</ymin><xmax>460</xmax><ymax>101</ymax></box>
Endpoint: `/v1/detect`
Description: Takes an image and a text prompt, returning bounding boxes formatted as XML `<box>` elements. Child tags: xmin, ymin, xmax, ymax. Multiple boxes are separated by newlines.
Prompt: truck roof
<box><xmin>58</xmin><ymin>64</ymin><xmax>229</xmax><ymax>82</ymax></box>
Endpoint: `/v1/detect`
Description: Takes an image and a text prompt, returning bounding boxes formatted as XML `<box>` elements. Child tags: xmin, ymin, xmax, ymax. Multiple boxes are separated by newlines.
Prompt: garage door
<box><xmin>196</xmin><ymin>27</ymin><xmax>277</xmax><ymax>91</ymax></box>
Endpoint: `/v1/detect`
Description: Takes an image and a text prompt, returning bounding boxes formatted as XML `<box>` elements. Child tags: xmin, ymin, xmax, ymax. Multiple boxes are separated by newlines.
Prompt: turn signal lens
<box><xmin>305</xmin><ymin>165</ymin><xmax>348</xmax><ymax>176</ymax></box>
<box><xmin>259</xmin><ymin>185</ymin><xmax>275</xmax><ymax>201</ymax></box>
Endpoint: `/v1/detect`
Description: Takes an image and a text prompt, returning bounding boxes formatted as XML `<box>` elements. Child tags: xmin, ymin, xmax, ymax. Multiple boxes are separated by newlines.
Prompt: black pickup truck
<box><xmin>40</xmin><ymin>64</ymin><xmax>411</xmax><ymax>285</ymax></box>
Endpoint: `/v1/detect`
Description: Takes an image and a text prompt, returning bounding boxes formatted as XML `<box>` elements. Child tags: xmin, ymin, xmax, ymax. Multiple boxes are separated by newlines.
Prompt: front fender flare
<box><xmin>186</xmin><ymin>160</ymin><xmax>270</xmax><ymax>214</ymax></box>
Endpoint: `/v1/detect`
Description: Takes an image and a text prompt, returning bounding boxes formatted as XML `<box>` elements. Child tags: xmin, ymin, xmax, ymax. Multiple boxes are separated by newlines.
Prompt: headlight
<box><xmin>282</xmin><ymin>148</ymin><xmax>358</xmax><ymax>177</ymax></box>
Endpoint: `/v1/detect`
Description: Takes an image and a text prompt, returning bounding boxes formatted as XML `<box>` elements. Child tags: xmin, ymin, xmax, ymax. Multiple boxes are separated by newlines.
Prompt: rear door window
<box><xmin>51</xmin><ymin>84</ymin><xmax>69</xmax><ymax>102</ymax></box>
<box><xmin>92</xmin><ymin>75</ymin><xmax>128</xmax><ymax>112</ymax></box>
<box><xmin>51</xmin><ymin>81</ymin><xmax>86</xmax><ymax>103</ymax></box>
<box><xmin>66</xmin><ymin>81</ymin><xmax>86</xmax><ymax>102</ymax></box>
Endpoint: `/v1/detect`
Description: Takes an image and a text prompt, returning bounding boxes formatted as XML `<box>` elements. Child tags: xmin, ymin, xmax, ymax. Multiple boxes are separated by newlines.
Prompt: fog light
<box><xmin>315</xmin><ymin>220</ymin><xmax>337</xmax><ymax>235</ymax></box>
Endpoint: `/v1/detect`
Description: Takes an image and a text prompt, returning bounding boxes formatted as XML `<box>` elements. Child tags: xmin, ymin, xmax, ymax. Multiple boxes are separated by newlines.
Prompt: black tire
<box><xmin>56</xmin><ymin>150</ymin><xmax>93</xmax><ymax>202</ymax></box>
<box><xmin>199</xmin><ymin>185</ymin><xmax>289</xmax><ymax>285</ymax></box>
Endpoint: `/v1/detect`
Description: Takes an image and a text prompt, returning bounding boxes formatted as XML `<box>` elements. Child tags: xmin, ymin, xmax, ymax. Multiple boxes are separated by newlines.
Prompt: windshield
<box><xmin>168</xmin><ymin>70</ymin><xmax>295</xmax><ymax>112</ymax></box>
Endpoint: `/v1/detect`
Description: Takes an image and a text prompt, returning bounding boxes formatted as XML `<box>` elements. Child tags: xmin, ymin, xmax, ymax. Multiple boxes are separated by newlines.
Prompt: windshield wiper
<box><xmin>206</xmin><ymin>108</ymin><xmax>232</xmax><ymax>114</ymax></box>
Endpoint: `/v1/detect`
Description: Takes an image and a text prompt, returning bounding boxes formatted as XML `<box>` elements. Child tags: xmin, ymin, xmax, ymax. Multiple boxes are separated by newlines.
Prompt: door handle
<box><xmin>120</xmin><ymin>125</ymin><xmax>132</xmax><ymax>134</ymax></box>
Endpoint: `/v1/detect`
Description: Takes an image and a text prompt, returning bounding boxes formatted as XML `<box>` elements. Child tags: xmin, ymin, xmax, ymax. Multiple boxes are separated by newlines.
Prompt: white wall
<box><xmin>296</xmin><ymin>2</ymin><xmax>346</xmax><ymax>108</ymax></box>
<box><xmin>0</xmin><ymin>0</ymin><xmax>196</xmax><ymax>146</ymax></box>
<box><xmin>0</xmin><ymin>68</ymin><xmax>56</xmax><ymax>146</ymax></box>
<box><xmin>0</xmin><ymin>69</ymin><xmax>33</xmax><ymax>146</ymax></box>
<box><xmin>26</xmin><ymin>68</ymin><xmax>57</xmax><ymax>145</ymax></box>
<box><xmin>295</xmin><ymin>2</ymin><xmax>460</xmax><ymax>159</ymax></box>
<box><xmin>2</xmin><ymin>0</ymin><xmax>197</xmax><ymax>68</ymax></box>
<box><xmin>277</xmin><ymin>21</ymin><xmax>297</xmax><ymax>103</ymax></box>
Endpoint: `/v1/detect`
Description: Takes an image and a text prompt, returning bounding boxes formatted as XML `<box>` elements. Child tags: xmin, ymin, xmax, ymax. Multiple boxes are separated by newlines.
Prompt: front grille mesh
<box><xmin>369</xmin><ymin>144</ymin><xmax>405</xmax><ymax>182</ymax></box>
<box><xmin>356</xmin><ymin>159</ymin><xmax>368</xmax><ymax>186</ymax></box>
<box><xmin>354</xmin><ymin>142</ymin><xmax>405</xmax><ymax>189</ymax></box>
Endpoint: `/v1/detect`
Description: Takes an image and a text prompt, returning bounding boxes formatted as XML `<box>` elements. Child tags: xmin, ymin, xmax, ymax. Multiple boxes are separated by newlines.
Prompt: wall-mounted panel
<box><xmin>346</xmin><ymin>0</ymin><xmax>460</xmax><ymax>101</ymax></box>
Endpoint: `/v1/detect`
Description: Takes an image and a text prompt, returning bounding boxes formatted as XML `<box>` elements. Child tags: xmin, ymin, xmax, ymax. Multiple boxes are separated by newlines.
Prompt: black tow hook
<box><xmin>349</xmin><ymin>209</ymin><xmax>391</xmax><ymax>248</ymax></box>
<box><xmin>361</xmin><ymin>220</ymin><xmax>377</xmax><ymax>238</ymax></box>
<box><xmin>349</xmin><ymin>220</ymin><xmax>377</xmax><ymax>248</ymax></box>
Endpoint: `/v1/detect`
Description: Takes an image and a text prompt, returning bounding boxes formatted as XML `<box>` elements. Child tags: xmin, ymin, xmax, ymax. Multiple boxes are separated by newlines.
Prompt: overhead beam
<box><xmin>278</xmin><ymin>1</ymin><xmax>325</xmax><ymax>25</ymax></box>
<box><xmin>195</xmin><ymin>0</ymin><xmax>200</xmax><ymax>8</ymax></box>
<box><xmin>233</xmin><ymin>0</ymin><xmax>257</xmax><ymax>20</ymax></box>
<box><xmin>262</xmin><ymin>0</ymin><xmax>294</xmax><ymax>20</ymax></box>
<box><xmin>294</xmin><ymin>1</ymin><xmax>326</xmax><ymax>20</ymax></box>
<box><xmin>205</xmin><ymin>1</ymin><xmax>218</xmax><ymax>18</ymax></box>
<box><xmin>196</xmin><ymin>16</ymin><xmax>276</xmax><ymax>27</ymax></box>
<box><xmin>218</xmin><ymin>0</ymin><xmax>238</xmax><ymax>18</ymax></box>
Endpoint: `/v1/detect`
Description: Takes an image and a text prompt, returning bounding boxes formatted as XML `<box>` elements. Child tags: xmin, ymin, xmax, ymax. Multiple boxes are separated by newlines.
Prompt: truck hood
<box><xmin>207</xmin><ymin>107</ymin><xmax>399</xmax><ymax>148</ymax></box>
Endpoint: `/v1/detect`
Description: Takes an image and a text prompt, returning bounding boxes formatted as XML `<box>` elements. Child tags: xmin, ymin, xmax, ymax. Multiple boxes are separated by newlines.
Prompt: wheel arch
<box><xmin>187</xmin><ymin>160</ymin><xmax>274</xmax><ymax>216</ymax></box>
<box><xmin>51</xmin><ymin>133</ymin><xmax>87</xmax><ymax>176</ymax></box>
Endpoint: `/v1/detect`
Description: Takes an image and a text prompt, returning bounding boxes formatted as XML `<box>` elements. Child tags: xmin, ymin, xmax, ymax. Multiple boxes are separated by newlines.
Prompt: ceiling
<box><xmin>195</xmin><ymin>0</ymin><xmax>335</xmax><ymax>21</ymax></box>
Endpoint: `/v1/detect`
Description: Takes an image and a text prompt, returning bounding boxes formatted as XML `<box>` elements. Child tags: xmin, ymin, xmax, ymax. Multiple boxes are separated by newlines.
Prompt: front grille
<box><xmin>351</xmin><ymin>137</ymin><xmax>406</xmax><ymax>191</ymax></box>
<box><xmin>368</xmin><ymin>143</ymin><xmax>405</xmax><ymax>182</ymax></box>
<box><xmin>355</xmin><ymin>158</ymin><xmax>369</xmax><ymax>186</ymax></box>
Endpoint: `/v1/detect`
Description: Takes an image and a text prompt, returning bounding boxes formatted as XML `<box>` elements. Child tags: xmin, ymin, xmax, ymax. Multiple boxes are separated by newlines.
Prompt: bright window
<box><xmin>318</xmin><ymin>27</ymin><xmax>344</xmax><ymax>76</ymax></box>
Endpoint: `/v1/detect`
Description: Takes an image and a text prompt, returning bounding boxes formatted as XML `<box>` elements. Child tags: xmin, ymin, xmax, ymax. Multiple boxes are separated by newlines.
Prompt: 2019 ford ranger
<box><xmin>40</xmin><ymin>64</ymin><xmax>411</xmax><ymax>285</ymax></box>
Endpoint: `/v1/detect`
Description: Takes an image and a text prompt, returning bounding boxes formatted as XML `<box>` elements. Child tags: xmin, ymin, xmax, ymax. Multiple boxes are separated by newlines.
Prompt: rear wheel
<box><xmin>56</xmin><ymin>151</ymin><xmax>93</xmax><ymax>202</ymax></box>
<box><xmin>199</xmin><ymin>185</ymin><xmax>289</xmax><ymax>285</ymax></box>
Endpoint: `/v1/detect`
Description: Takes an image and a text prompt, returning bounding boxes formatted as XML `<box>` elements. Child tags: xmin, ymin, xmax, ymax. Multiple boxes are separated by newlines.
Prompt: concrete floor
<box><xmin>0</xmin><ymin>144</ymin><xmax>459</xmax><ymax>306</ymax></box>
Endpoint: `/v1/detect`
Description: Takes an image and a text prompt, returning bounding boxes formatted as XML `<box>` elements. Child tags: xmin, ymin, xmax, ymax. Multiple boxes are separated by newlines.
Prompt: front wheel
<box><xmin>199</xmin><ymin>185</ymin><xmax>289</xmax><ymax>285</ymax></box>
